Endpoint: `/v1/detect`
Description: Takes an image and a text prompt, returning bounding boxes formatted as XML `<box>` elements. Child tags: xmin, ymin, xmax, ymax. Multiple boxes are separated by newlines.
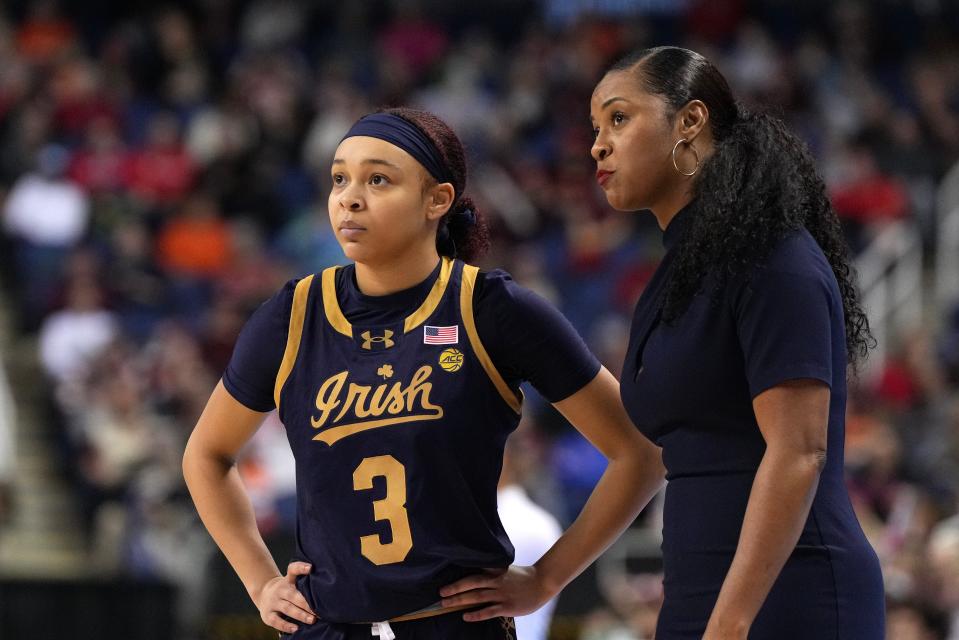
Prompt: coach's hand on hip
<box><xmin>439</xmin><ymin>565</ymin><xmax>553</xmax><ymax>622</ymax></box>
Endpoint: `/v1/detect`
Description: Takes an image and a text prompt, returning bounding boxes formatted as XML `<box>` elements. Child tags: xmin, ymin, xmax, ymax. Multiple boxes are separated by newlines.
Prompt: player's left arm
<box><xmin>440</xmin><ymin>366</ymin><xmax>665</xmax><ymax>620</ymax></box>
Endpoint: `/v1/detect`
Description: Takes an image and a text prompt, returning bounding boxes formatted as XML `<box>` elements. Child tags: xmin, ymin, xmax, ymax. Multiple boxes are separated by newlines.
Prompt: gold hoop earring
<box><xmin>672</xmin><ymin>138</ymin><xmax>701</xmax><ymax>177</ymax></box>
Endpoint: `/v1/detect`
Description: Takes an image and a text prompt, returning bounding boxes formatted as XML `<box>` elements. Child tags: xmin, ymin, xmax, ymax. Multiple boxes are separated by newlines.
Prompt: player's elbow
<box><xmin>610</xmin><ymin>429</ymin><xmax>664</xmax><ymax>478</ymax></box>
<box><xmin>181</xmin><ymin>435</ymin><xmax>230</xmax><ymax>483</ymax></box>
<box><xmin>181</xmin><ymin>436</ymin><xmax>200</xmax><ymax>482</ymax></box>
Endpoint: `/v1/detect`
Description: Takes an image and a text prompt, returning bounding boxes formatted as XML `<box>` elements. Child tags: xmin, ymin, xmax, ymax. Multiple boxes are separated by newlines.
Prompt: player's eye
<box><xmin>332</xmin><ymin>173</ymin><xmax>346</xmax><ymax>185</ymax></box>
<box><xmin>369</xmin><ymin>174</ymin><xmax>389</xmax><ymax>186</ymax></box>
<box><xmin>612</xmin><ymin>111</ymin><xmax>626</xmax><ymax>126</ymax></box>
<box><xmin>592</xmin><ymin>125</ymin><xmax>600</xmax><ymax>138</ymax></box>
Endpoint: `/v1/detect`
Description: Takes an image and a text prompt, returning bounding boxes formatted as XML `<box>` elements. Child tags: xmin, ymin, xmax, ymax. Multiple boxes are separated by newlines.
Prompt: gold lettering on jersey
<box><xmin>311</xmin><ymin>365</ymin><xmax>443</xmax><ymax>445</ymax></box>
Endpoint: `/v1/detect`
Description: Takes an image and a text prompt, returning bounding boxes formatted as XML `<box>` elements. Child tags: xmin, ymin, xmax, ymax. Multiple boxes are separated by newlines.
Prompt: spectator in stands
<box><xmin>498</xmin><ymin>437</ymin><xmax>562</xmax><ymax>640</ymax></box>
<box><xmin>39</xmin><ymin>278</ymin><xmax>118</xmax><ymax>385</ymax></box>
<box><xmin>127</xmin><ymin>112</ymin><xmax>197</xmax><ymax>209</ymax></box>
<box><xmin>14</xmin><ymin>0</ymin><xmax>76</xmax><ymax>65</ymax></box>
<box><xmin>155</xmin><ymin>192</ymin><xmax>232</xmax><ymax>325</ymax></box>
<box><xmin>886</xmin><ymin>599</ymin><xmax>949</xmax><ymax>640</ymax></box>
<box><xmin>3</xmin><ymin>143</ymin><xmax>90</xmax><ymax>330</ymax></box>
<box><xmin>68</xmin><ymin>115</ymin><xmax>129</xmax><ymax>194</ymax></box>
<box><xmin>830</xmin><ymin>135</ymin><xmax>911</xmax><ymax>252</ymax></box>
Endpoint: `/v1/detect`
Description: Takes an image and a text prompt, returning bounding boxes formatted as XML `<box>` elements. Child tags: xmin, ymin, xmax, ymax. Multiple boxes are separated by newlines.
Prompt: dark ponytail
<box><xmin>380</xmin><ymin>107</ymin><xmax>491</xmax><ymax>263</ymax></box>
<box><xmin>609</xmin><ymin>46</ymin><xmax>873</xmax><ymax>366</ymax></box>
<box><xmin>436</xmin><ymin>195</ymin><xmax>490</xmax><ymax>265</ymax></box>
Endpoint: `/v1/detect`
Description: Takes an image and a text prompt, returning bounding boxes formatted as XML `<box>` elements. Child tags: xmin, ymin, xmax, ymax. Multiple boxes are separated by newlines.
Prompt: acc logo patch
<box><xmin>438</xmin><ymin>348</ymin><xmax>464</xmax><ymax>372</ymax></box>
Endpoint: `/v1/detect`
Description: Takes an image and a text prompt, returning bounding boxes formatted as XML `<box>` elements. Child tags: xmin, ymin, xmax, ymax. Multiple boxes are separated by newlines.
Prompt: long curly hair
<box><xmin>610</xmin><ymin>46</ymin><xmax>874</xmax><ymax>366</ymax></box>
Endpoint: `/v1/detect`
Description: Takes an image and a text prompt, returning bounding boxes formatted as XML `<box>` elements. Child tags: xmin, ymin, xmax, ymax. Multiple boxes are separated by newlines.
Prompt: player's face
<box><xmin>590</xmin><ymin>70</ymin><xmax>677</xmax><ymax>212</ymax></box>
<box><xmin>329</xmin><ymin>136</ymin><xmax>447</xmax><ymax>265</ymax></box>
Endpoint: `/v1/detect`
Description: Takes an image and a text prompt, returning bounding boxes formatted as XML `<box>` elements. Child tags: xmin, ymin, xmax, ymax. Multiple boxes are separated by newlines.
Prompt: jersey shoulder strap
<box><xmin>274</xmin><ymin>274</ymin><xmax>315</xmax><ymax>411</ymax></box>
<box><xmin>459</xmin><ymin>264</ymin><xmax>522</xmax><ymax>414</ymax></box>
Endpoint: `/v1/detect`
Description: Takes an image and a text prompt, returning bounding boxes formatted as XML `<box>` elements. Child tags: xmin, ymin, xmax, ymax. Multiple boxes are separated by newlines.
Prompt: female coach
<box><xmin>444</xmin><ymin>46</ymin><xmax>886</xmax><ymax>639</ymax></box>
<box><xmin>183</xmin><ymin>107</ymin><xmax>666</xmax><ymax>639</ymax></box>
<box><xmin>589</xmin><ymin>47</ymin><xmax>884</xmax><ymax>638</ymax></box>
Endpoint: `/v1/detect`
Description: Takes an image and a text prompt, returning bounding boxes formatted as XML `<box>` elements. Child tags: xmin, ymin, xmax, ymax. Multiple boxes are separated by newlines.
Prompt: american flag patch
<box><xmin>424</xmin><ymin>325</ymin><xmax>459</xmax><ymax>345</ymax></box>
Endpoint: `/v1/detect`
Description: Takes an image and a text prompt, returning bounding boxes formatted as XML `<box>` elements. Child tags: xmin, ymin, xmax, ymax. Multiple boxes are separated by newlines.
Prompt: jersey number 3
<box><xmin>352</xmin><ymin>455</ymin><xmax>413</xmax><ymax>565</ymax></box>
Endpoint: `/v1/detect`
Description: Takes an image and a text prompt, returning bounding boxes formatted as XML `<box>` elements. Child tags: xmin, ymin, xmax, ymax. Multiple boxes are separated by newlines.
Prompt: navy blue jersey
<box><xmin>274</xmin><ymin>257</ymin><xmax>523</xmax><ymax>623</ymax></box>
<box><xmin>225</xmin><ymin>262</ymin><xmax>599</xmax><ymax>412</ymax></box>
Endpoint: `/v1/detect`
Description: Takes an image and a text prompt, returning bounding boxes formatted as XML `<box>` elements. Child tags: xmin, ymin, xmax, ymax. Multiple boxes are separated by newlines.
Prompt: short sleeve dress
<box><xmin>620</xmin><ymin>203</ymin><xmax>885</xmax><ymax>639</ymax></box>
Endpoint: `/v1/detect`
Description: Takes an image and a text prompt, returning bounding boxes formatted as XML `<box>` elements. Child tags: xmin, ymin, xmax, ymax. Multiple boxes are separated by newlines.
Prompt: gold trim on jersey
<box><xmin>322</xmin><ymin>266</ymin><xmax>352</xmax><ymax>337</ymax></box>
<box><xmin>356</xmin><ymin>601</ymin><xmax>476</xmax><ymax>625</ymax></box>
<box><xmin>403</xmin><ymin>256</ymin><xmax>453</xmax><ymax>333</ymax></box>
<box><xmin>386</xmin><ymin>601</ymin><xmax>477</xmax><ymax>623</ymax></box>
<box><xmin>319</xmin><ymin>257</ymin><xmax>454</xmax><ymax>339</ymax></box>
<box><xmin>274</xmin><ymin>275</ymin><xmax>315</xmax><ymax>410</ymax></box>
<box><xmin>460</xmin><ymin>264</ymin><xmax>523</xmax><ymax>414</ymax></box>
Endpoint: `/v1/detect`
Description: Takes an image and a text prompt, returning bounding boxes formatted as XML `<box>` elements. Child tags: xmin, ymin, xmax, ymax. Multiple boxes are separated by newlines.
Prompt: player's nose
<box><xmin>338</xmin><ymin>185</ymin><xmax>364</xmax><ymax>211</ymax></box>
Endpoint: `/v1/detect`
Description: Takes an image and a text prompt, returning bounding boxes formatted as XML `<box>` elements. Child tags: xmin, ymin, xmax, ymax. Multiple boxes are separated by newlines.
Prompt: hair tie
<box><xmin>454</xmin><ymin>206</ymin><xmax>476</xmax><ymax>227</ymax></box>
<box><xmin>437</xmin><ymin>223</ymin><xmax>456</xmax><ymax>257</ymax></box>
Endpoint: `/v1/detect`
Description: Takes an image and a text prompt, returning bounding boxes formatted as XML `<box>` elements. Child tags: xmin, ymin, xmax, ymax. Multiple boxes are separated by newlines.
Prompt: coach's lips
<box><xmin>596</xmin><ymin>169</ymin><xmax>614</xmax><ymax>187</ymax></box>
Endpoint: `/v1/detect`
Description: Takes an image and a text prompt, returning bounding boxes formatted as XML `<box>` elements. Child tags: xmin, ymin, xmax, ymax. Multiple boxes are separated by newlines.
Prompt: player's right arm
<box><xmin>183</xmin><ymin>381</ymin><xmax>316</xmax><ymax>634</ymax></box>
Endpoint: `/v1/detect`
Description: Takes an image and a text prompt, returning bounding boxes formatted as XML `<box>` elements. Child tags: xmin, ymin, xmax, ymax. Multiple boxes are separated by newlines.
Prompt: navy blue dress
<box><xmin>620</xmin><ymin>204</ymin><xmax>885</xmax><ymax>639</ymax></box>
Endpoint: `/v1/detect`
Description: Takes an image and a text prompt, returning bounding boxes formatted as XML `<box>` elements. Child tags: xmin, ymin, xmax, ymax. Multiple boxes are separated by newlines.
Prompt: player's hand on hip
<box><xmin>254</xmin><ymin>562</ymin><xmax>317</xmax><ymax>634</ymax></box>
<box><xmin>439</xmin><ymin>565</ymin><xmax>552</xmax><ymax>622</ymax></box>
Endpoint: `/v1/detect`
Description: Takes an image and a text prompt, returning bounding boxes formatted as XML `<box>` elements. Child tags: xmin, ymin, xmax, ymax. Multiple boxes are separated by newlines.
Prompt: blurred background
<box><xmin>0</xmin><ymin>0</ymin><xmax>958</xmax><ymax>638</ymax></box>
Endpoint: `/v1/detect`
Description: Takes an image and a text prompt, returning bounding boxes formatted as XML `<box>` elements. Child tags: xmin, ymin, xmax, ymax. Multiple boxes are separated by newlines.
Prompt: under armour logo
<box><xmin>361</xmin><ymin>330</ymin><xmax>394</xmax><ymax>350</ymax></box>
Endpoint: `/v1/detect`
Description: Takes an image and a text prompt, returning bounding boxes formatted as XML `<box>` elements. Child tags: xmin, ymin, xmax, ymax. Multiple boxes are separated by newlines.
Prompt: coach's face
<box><xmin>329</xmin><ymin>136</ymin><xmax>452</xmax><ymax>265</ymax></box>
<box><xmin>590</xmin><ymin>70</ymin><xmax>681</xmax><ymax>214</ymax></box>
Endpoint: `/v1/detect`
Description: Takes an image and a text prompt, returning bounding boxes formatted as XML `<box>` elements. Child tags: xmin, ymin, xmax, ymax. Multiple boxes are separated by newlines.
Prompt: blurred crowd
<box><xmin>1</xmin><ymin>1</ymin><xmax>959</xmax><ymax>638</ymax></box>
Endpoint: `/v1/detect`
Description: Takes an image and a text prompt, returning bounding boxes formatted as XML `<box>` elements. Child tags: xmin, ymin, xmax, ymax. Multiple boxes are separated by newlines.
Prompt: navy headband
<box><xmin>341</xmin><ymin>113</ymin><xmax>453</xmax><ymax>185</ymax></box>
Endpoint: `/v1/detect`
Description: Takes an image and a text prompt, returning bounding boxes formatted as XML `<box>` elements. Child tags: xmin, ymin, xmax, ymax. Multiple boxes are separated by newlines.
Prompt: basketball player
<box><xmin>183</xmin><ymin>108</ymin><xmax>666</xmax><ymax>640</ymax></box>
